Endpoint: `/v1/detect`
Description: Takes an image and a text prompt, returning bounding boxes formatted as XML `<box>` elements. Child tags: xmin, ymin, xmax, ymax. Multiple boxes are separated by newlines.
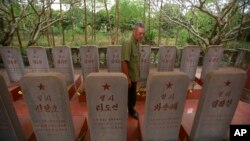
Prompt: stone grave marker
<box><xmin>27</xmin><ymin>46</ymin><xmax>49</xmax><ymax>72</ymax></box>
<box><xmin>180</xmin><ymin>46</ymin><xmax>201</xmax><ymax>80</ymax></box>
<box><xmin>200</xmin><ymin>46</ymin><xmax>223</xmax><ymax>80</ymax></box>
<box><xmin>79</xmin><ymin>46</ymin><xmax>99</xmax><ymax>80</ymax></box>
<box><xmin>190</xmin><ymin>69</ymin><xmax>246</xmax><ymax>141</ymax></box>
<box><xmin>0</xmin><ymin>75</ymin><xmax>25</xmax><ymax>141</ymax></box>
<box><xmin>52</xmin><ymin>46</ymin><xmax>75</xmax><ymax>84</ymax></box>
<box><xmin>140</xmin><ymin>45</ymin><xmax>151</xmax><ymax>81</ymax></box>
<box><xmin>143</xmin><ymin>71</ymin><xmax>189</xmax><ymax>141</ymax></box>
<box><xmin>20</xmin><ymin>73</ymin><xmax>75</xmax><ymax>141</ymax></box>
<box><xmin>0</xmin><ymin>47</ymin><xmax>26</xmax><ymax>82</ymax></box>
<box><xmin>85</xmin><ymin>73</ymin><xmax>127</xmax><ymax>141</ymax></box>
<box><xmin>157</xmin><ymin>46</ymin><xmax>176</xmax><ymax>72</ymax></box>
<box><xmin>107</xmin><ymin>45</ymin><xmax>121</xmax><ymax>72</ymax></box>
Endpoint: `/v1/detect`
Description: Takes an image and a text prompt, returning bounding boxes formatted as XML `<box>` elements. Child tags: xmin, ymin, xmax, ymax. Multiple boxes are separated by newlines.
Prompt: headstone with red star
<box><xmin>27</xmin><ymin>46</ymin><xmax>50</xmax><ymax>72</ymax></box>
<box><xmin>0</xmin><ymin>47</ymin><xmax>26</xmax><ymax>82</ymax></box>
<box><xmin>190</xmin><ymin>68</ymin><xmax>246</xmax><ymax>141</ymax></box>
<box><xmin>200</xmin><ymin>46</ymin><xmax>224</xmax><ymax>80</ymax></box>
<box><xmin>143</xmin><ymin>71</ymin><xmax>189</xmax><ymax>140</ymax></box>
<box><xmin>79</xmin><ymin>46</ymin><xmax>99</xmax><ymax>80</ymax></box>
<box><xmin>140</xmin><ymin>45</ymin><xmax>151</xmax><ymax>80</ymax></box>
<box><xmin>157</xmin><ymin>46</ymin><xmax>176</xmax><ymax>72</ymax></box>
<box><xmin>180</xmin><ymin>46</ymin><xmax>201</xmax><ymax>80</ymax></box>
<box><xmin>85</xmin><ymin>73</ymin><xmax>128</xmax><ymax>141</ymax></box>
<box><xmin>52</xmin><ymin>46</ymin><xmax>75</xmax><ymax>84</ymax></box>
<box><xmin>20</xmin><ymin>72</ymin><xmax>75</xmax><ymax>141</ymax></box>
<box><xmin>0</xmin><ymin>74</ymin><xmax>26</xmax><ymax>141</ymax></box>
<box><xmin>107</xmin><ymin>45</ymin><xmax>121</xmax><ymax>72</ymax></box>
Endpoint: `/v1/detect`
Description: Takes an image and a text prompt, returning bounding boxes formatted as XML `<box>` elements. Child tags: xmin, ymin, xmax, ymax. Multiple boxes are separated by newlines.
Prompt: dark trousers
<box><xmin>128</xmin><ymin>82</ymin><xmax>137</xmax><ymax>114</ymax></box>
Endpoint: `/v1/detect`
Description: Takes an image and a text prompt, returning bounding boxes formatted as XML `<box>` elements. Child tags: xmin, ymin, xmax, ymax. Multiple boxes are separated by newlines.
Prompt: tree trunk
<box><xmin>60</xmin><ymin>0</ymin><xmax>65</xmax><ymax>45</ymax></box>
<box><xmin>157</xmin><ymin>0</ymin><xmax>163</xmax><ymax>46</ymax></box>
<box><xmin>93</xmin><ymin>0</ymin><xmax>96</xmax><ymax>42</ymax></box>
<box><xmin>84</xmin><ymin>0</ymin><xmax>87</xmax><ymax>44</ymax></box>
<box><xmin>148</xmin><ymin>0</ymin><xmax>151</xmax><ymax>35</ymax></box>
<box><xmin>103</xmin><ymin>0</ymin><xmax>113</xmax><ymax>44</ymax></box>
<box><xmin>10</xmin><ymin>4</ymin><xmax>23</xmax><ymax>49</ymax></box>
<box><xmin>115</xmin><ymin>0</ymin><xmax>119</xmax><ymax>44</ymax></box>
<box><xmin>144</xmin><ymin>0</ymin><xmax>146</xmax><ymax>24</ymax></box>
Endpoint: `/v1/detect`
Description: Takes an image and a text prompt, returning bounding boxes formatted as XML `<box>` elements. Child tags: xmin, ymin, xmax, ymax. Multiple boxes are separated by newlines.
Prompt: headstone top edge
<box><xmin>86</xmin><ymin>72</ymin><xmax>127</xmax><ymax>79</ymax></box>
<box><xmin>184</xmin><ymin>45</ymin><xmax>200</xmax><ymax>48</ymax></box>
<box><xmin>208</xmin><ymin>69</ymin><xmax>246</xmax><ymax>76</ymax></box>
<box><xmin>159</xmin><ymin>45</ymin><xmax>176</xmax><ymax>48</ymax></box>
<box><xmin>21</xmin><ymin>72</ymin><xmax>65</xmax><ymax>78</ymax></box>
<box><xmin>148</xmin><ymin>71</ymin><xmax>189</xmax><ymax>78</ymax></box>
<box><xmin>80</xmin><ymin>45</ymin><xmax>98</xmax><ymax>48</ymax></box>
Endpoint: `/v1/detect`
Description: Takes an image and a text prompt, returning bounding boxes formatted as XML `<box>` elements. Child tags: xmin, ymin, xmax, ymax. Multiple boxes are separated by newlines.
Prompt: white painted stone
<box><xmin>52</xmin><ymin>46</ymin><xmax>74</xmax><ymax>84</ymax></box>
<box><xmin>0</xmin><ymin>75</ymin><xmax>25</xmax><ymax>141</ymax></box>
<box><xmin>0</xmin><ymin>47</ymin><xmax>26</xmax><ymax>82</ymax></box>
<box><xmin>107</xmin><ymin>45</ymin><xmax>121</xmax><ymax>72</ymax></box>
<box><xmin>86</xmin><ymin>73</ymin><xmax>128</xmax><ymax>141</ymax></box>
<box><xmin>157</xmin><ymin>46</ymin><xmax>176</xmax><ymax>71</ymax></box>
<box><xmin>20</xmin><ymin>73</ymin><xmax>75</xmax><ymax>141</ymax></box>
<box><xmin>201</xmin><ymin>46</ymin><xmax>224</xmax><ymax>80</ymax></box>
<box><xmin>143</xmin><ymin>71</ymin><xmax>189</xmax><ymax>141</ymax></box>
<box><xmin>79</xmin><ymin>46</ymin><xmax>99</xmax><ymax>80</ymax></box>
<box><xmin>180</xmin><ymin>46</ymin><xmax>201</xmax><ymax>80</ymax></box>
<box><xmin>27</xmin><ymin>46</ymin><xmax>49</xmax><ymax>72</ymax></box>
<box><xmin>190</xmin><ymin>69</ymin><xmax>246</xmax><ymax>141</ymax></box>
<box><xmin>140</xmin><ymin>45</ymin><xmax>151</xmax><ymax>80</ymax></box>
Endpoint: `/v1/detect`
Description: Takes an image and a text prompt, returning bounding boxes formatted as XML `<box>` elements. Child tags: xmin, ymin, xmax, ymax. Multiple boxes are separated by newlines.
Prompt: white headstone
<box><xmin>107</xmin><ymin>45</ymin><xmax>121</xmax><ymax>72</ymax></box>
<box><xmin>0</xmin><ymin>75</ymin><xmax>25</xmax><ymax>141</ymax></box>
<box><xmin>20</xmin><ymin>73</ymin><xmax>75</xmax><ymax>141</ymax></box>
<box><xmin>200</xmin><ymin>46</ymin><xmax>224</xmax><ymax>80</ymax></box>
<box><xmin>86</xmin><ymin>73</ymin><xmax>128</xmax><ymax>141</ymax></box>
<box><xmin>27</xmin><ymin>47</ymin><xmax>49</xmax><ymax>72</ymax></box>
<box><xmin>190</xmin><ymin>69</ymin><xmax>246</xmax><ymax>141</ymax></box>
<box><xmin>52</xmin><ymin>46</ymin><xmax>75</xmax><ymax>84</ymax></box>
<box><xmin>0</xmin><ymin>47</ymin><xmax>26</xmax><ymax>82</ymax></box>
<box><xmin>180</xmin><ymin>46</ymin><xmax>201</xmax><ymax>80</ymax></box>
<box><xmin>143</xmin><ymin>72</ymin><xmax>189</xmax><ymax>141</ymax></box>
<box><xmin>79</xmin><ymin>46</ymin><xmax>99</xmax><ymax>80</ymax></box>
<box><xmin>157</xmin><ymin>46</ymin><xmax>176</xmax><ymax>72</ymax></box>
<box><xmin>140</xmin><ymin>45</ymin><xmax>151</xmax><ymax>80</ymax></box>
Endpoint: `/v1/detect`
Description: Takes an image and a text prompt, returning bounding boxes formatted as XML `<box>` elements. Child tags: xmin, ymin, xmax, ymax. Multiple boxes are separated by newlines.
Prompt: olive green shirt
<box><xmin>121</xmin><ymin>37</ymin><xmax>140</xmax><ymax>82</ymax></box>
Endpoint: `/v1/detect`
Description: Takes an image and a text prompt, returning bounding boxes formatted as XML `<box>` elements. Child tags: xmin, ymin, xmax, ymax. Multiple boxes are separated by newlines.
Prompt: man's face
<box><xmin>133</xmin><ymin>27</ymin><xmax>145</xmax><ymax>41</ymax></box>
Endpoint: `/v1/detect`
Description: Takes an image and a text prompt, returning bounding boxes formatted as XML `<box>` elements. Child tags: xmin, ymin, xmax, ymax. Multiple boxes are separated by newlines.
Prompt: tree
<box><xmin>159</xmin><ymin>0</ymin><xmax>250</xmax><ymax>49</ymax></box>
<box><xmin>0</xmin><ymin>1</ymin><xmax>27</xmax><ymax>47</ymax></box>
<box><xmin>157</xmin><ymin>0</ymin><xmax>163</xmax><ymax>46</ymax></box>
<box><xmin>114</xmin><ymin>0</ymin><xmax>119</xmax><ymax>44</ymax></box>
<box><xmin>83</xmin><ymin>0</ymin><xmax>87</xmax><ymax>44</ymax></box>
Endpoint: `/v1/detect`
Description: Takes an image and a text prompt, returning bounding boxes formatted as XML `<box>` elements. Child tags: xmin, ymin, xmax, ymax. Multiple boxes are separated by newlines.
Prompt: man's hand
<box><xmin>128</xmin><ymin>77</ymin><xmax>132</xmax><ymax>88</ymax></box>
<box><xmin>121</xmin><ymin>61</ymin><xmax>131</xmax><ymax>88</ymax></box>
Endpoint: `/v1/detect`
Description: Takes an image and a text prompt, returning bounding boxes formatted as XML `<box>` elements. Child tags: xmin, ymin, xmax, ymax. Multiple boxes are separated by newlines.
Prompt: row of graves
<box><xmin>0</xmin><ymin>45</ymin><xmax>249</xmax><ymax>141</ymax></box>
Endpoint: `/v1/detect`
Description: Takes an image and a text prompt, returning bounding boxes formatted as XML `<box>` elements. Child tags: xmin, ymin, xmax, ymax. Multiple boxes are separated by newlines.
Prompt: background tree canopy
<box><xmin>0</xmin><ymin>0</ymin><xmax>249</xmax><ymax>50</ymax></box>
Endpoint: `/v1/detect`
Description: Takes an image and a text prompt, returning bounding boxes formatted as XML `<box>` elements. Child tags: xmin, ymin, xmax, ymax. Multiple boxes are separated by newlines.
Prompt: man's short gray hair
<box><xmin>133</xmin><ymin>22</ymin><xmax>145</xmax><ymax>30</ymax></box>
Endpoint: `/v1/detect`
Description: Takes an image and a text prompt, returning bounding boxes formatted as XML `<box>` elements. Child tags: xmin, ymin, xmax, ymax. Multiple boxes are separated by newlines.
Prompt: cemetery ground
<box><xmin>1</xmin><ymin>66</ymin><xmax>250</xmax><ymax>141</ymax></box>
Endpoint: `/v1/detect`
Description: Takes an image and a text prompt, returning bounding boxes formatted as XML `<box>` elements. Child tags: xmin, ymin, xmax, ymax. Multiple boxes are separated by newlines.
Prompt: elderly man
<box><xmin>121</xmin><ymin>22</ymin><xmax>145</xmax><ymax>119</ymax></box>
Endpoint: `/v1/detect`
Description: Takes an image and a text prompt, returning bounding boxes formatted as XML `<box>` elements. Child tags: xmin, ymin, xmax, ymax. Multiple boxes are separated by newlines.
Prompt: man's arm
<box><xmin>122</xmin><ymin>61</ymin><xmax>131</xmax><ymax>87</ymax></box>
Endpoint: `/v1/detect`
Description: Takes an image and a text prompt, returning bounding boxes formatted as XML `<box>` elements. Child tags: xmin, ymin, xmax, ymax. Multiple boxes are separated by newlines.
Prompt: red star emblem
<box><xmin>38</xmin><ymin>83</ymin><xmax>45</xmax><ymax>90</ymax></box>
<box><xmin>102</xmin><ymin>83</ymin><xmax>110</xmax><ymax>90</ymax></box>
<box><xmin>166</xmin><ymin>82</ymin><xmax>173</xmax><ymax>89</ymax></box>
<box><xmin>224</xmin><ymin>80</ymin><xmax>231</xmax><ymax>87</ymax></box>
